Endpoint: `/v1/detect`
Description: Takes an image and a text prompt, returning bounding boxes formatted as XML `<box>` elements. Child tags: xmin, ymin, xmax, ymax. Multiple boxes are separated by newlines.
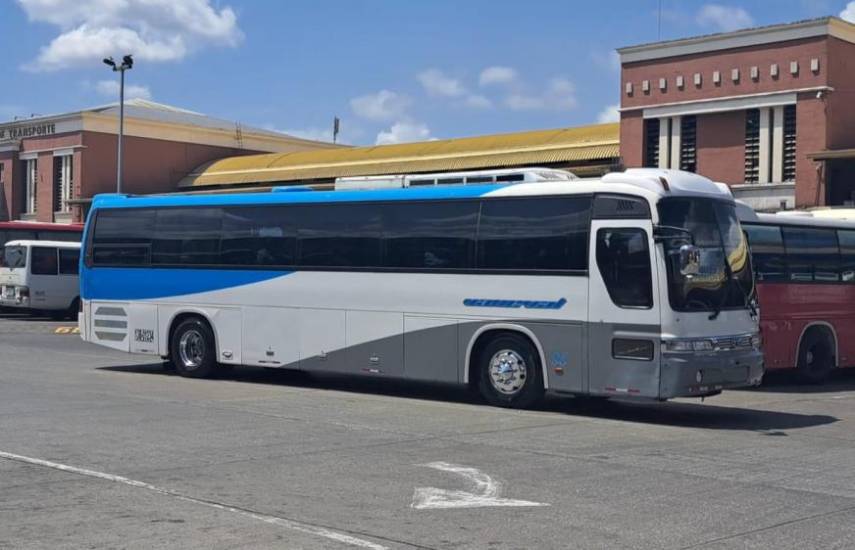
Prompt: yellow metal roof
<box><xmin>178</xmin><ymin>123</ymin><xmax>620</xmax><ymax>188</ymax></box>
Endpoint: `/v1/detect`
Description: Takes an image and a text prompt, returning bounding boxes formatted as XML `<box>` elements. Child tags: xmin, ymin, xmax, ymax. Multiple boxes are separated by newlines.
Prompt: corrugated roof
<box><xmin>179</xmin><ymin>123</ymin><xmax>620</xmax><ymax>188</ymax></box>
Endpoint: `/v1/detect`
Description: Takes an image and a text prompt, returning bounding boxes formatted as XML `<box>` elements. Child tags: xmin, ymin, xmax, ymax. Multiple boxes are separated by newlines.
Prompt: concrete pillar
<box><xmin>758</xmin><ymin>108</ymin><xmax>771</xmax><ymax>184</ymax></box>
<box><xmin>658</xmin><ymin>117</ymin><xmax>670</xmax><ymax>169</ymax></box>
<box><xmin>772</xmin><ymin>105</ymin><xmax>784</xmax><ymax>183</ymax></box>
<box><xmin>670</xmin><ymin>116</ymin><xmax>682</xmax><ymax>169</ymax></box>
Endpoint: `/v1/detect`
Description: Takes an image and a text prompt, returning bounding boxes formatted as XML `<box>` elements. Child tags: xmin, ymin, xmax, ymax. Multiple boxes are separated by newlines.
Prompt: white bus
<box><xmin>334</xmin><ymin>167</ymin><xmax>578</xmax><ymax>191</ymax></box>
<box><xmin>79</xmin><ymin>168</ymin><xmax>763</xmax><ymax>408</ymax></box>
<box><xmin>0</xmin><ymin>240</ymin><xmax>81</xmax><ymax>319</ymax></box>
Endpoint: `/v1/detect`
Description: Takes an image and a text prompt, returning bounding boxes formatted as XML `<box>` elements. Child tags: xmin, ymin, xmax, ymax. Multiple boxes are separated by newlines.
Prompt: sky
<box><xmin>1</xmin><ymin>0</ymin><xmax>854</xmax><ymax>146</ymax></box>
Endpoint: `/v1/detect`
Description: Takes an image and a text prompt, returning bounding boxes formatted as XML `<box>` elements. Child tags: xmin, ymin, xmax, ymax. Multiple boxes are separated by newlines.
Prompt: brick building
<box><xmin>618</xmin><ymin>17</ymin><xmax>855</xmax><ymax>210</ymax></box>
<box><xmin>0</xmin><ymin>99</ymin><xmax>338</xmax><ymax>223</ymax></box>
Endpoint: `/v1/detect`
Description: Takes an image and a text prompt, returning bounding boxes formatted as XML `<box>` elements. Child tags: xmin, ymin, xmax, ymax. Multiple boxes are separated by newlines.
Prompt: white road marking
<box><xmin>0</xmin><ymin>450</ymin><xmax>387</xmax><ymax>550</ymax></box>
<box><xmin>411</xmin><ymin>461</ymin><xmax>550</xmax><ymax>510</ymax></box>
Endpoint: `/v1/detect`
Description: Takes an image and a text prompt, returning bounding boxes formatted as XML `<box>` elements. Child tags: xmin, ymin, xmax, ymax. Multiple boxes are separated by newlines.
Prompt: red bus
<box><xmin>0</xmin><ymin>221</ymin><xmax>83</xmax><ymax>246</ymax></box>
<box><xmin>739</xmin><ymin>208</ymin><xmax>855</xmax><ymax>382</ymax></box>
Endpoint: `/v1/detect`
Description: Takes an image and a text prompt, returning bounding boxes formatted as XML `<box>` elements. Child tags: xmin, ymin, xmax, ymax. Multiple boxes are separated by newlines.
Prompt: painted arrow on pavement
<box><xmin>411</xmin><ymin>461</ymin><xmax>550</xmax><ymax>510</ymax></box>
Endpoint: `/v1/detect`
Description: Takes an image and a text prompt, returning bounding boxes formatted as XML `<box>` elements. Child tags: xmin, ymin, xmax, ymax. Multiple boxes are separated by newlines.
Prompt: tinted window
<box><xmin>92</xmin><ymin>209</ymin><xmax>154</xmax><ymax>266</ymax></box>
<box><xmin>596</xmin><ymin>228</ymin><xmax>653</xmax><ymax>308</ymax></box>
<box><xmin>782</xmin><ymin>226</ymin><xmax>840</xmax><ymax>282</ymax></box>
<box><xmin>384</xmin><ymin>201</ymin><xmax>479</xmax><ymax>269</ymax></box>
<box><xmin>31</xmin><ymin>247</ymin><xmax>58</xmax><ymax>275</ymax></box>
<box><xmin>838</xmin><ymin>230</ymin><xmax>855</xmax><ymax>283</ymax></box>
<box><xmin>744</xmin><ymin>224</ymin><xmax>787</xmax><ymax>281</ymax></box>
<box><xmin>221</xmin><ymin>206</ymin><xmax>295</xmax><ymax>267</ymax></box>
<box><xmin>59</xmin><ymin>248</ymin><xmax>79</xmax><ymax>275</ymax></box>
<box><xmin>477</xmin><ymin>197</ymin><xmax>590</xmax><ymax>271</ymax></box>
<box><xmin>152</xmin><ymin>208</ymin><xmax>222</xmax><ymax>266</ymax></box>
<box><xmin>94</xmin><ymin>209</ymin><xmax>155</xmax><ymax>244</ymax></box>
<box><xmin>298</xmin><ymin>203</ymin><xmax>382</xmax><ymax>267</ymax></box>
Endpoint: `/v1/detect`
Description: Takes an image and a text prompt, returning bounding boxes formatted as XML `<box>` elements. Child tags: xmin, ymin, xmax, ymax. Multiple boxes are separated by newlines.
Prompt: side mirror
<box><xmin>679</xmin><ymin>244</ymin><xmax>701</xmax><ymax>276</ymax></box>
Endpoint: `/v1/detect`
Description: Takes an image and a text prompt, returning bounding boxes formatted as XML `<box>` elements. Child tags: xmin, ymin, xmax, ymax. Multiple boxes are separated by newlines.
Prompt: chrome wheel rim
<box><xmin>178</xmin><ymin>329</ymin><xmax>205</xmax><ymax>369</ymax></box>
<box><xmin>488</xmin><ymin>349</ymin><xmax>527</xmax><ymax>395</ymax></box>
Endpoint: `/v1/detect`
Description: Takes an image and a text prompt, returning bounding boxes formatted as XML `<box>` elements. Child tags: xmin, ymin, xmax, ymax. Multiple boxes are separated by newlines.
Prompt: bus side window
<box><xmin>595</xmin><ymin>228</ymin><xmax>653</xmax><ymax>308</ymax></box>
<box><xmin>782</xmin><ymin>226</ymin><xmax>840</xmax><ymax>282</ymax></box>
<box><xmin>838</xmin><ymin>230</ymin><xmax>855</xmax><ymax>283</ymax></box>
<box><xmin>743</xmin><ymin>224</ymin><xmax>787</xmax><ymax>282</ymax></box>
<box><xmin>31</xmin><ymin>247</ymin><xmax>58</xmax><ymax>276</ymax></box>
<box><xmin>59</xmin><ymin>248</ymin><xmax>80</xmax><ymax>275</ymax></box>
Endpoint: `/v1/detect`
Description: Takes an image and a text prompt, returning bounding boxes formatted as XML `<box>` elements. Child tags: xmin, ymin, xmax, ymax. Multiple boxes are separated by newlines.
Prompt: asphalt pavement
<box><xmin>2</xmin><ymin>312</ymin><xmax>855</xmax><ymax>549</ymax></box>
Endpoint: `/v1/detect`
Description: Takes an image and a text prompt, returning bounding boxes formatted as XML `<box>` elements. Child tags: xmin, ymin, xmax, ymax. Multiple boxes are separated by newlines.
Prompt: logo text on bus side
<box><xmin>462</xmin><ymin>298</ymin><xmax>567</xmax><ymax>310</ymax></box>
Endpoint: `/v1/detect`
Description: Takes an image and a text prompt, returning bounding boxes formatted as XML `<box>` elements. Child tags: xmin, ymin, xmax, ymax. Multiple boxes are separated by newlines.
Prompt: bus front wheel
<box><xmin>797</xmin><ymin>329</ymin><xmax>835</xmax><ymax>384</ymax></box>
<box><xmin>170</xmin><ymin>317</ymin><xmax>218</xmax><ymax>378</ymax></box>
<box><xmin>477</xmin><ymin>333</ymin><xmax>544</xmax><ymax>409</ymax></box>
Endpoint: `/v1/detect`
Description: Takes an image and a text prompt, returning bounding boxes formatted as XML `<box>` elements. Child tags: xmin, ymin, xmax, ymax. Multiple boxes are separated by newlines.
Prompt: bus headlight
<box><xmin>17</xmin><ymin>287</ymin><xmax>29</xmax><ymax>303</ymax></box>
<box><xmin>662</xmin><ymin>338</ymin><xmax>714</xmax><ymax>353</ymax></box>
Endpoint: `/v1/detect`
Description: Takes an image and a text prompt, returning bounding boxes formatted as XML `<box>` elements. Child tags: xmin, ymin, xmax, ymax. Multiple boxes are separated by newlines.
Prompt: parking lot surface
<box><xmin>2</xmin><ymin>312</ymin><xmax>855</xmax><ymax>549</ymax></box>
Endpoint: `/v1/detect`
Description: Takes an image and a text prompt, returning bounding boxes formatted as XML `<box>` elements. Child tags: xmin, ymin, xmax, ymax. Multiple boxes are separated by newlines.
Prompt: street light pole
<box><xmin>103</xmin><ymin>55</ymin><xmax>134</xmax><ymax>194</ymax></box>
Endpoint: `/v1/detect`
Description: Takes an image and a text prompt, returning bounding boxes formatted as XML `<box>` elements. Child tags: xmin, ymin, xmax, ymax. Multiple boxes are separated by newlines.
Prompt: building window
<box><xmin>53</xmin><ymin>155</ymin><xmax>73</xmax><ymax>213</ymax></box>
<box><xmin>644</xmin><ymin>118</ymin><xmax>660</xmax><ymax>168</ymax></box>
<box><xmin>783</xmin><ymin>105</ymin><xmax>796</xmax><ymax>182</ymax></box>
<box><xmin>679</xmin><ymin>116</ymin><xmax>697</xmax><ymax>173</ymax></box>
<box><xmin>23</xmin><ymin>159</ymin><xmax>38</xmax><ymax>214</ymax></box>
<box><xmin>744</xmin><ymin>109</ymin><xmax>760</xmax><ymax>184</ymax></box>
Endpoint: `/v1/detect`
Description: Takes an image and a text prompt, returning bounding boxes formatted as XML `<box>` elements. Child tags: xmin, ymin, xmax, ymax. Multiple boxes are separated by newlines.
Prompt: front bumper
<box><xmin>660</xmin><ymin>348</ymin><xmax>764</xmax><ymax>398</ymax></box>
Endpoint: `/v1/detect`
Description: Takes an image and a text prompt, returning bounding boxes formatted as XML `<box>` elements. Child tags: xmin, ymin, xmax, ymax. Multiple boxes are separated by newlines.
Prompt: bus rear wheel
<box><xmin>797</xmin><ymin>329</ymin><xmax>834</xmax><ymax>384</ymax></box>
<box><xmin>170</xmin><ymin>317</ymin><xmax>218</xmax><ymax>378</ymax></box>
<box><xmin>477</xmin><ymin>333</ymin><xmax>544</xmax><ymax>409</ymax></box>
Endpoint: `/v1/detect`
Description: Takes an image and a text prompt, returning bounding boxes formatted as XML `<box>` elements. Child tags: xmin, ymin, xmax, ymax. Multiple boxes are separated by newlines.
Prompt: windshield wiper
<box><xmin>708</xmin><ymin>252</ymin><xmax>733</xmax><ymax>321</ymax></box>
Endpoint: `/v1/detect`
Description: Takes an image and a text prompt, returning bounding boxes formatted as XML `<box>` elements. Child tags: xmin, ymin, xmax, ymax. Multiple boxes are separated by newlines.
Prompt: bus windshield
<box><xmin>658</xmin><ymin>198</ymin><xmax>753</xmax><ymax>313</ymax></box>
<box><xmin>1</xmin><ymin>245</ymin><xmax>27</xmax><ymax>269</ymax></box>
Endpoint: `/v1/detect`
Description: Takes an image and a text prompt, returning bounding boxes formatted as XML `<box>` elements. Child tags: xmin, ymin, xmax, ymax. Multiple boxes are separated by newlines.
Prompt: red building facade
<box><xmin>619</xmin><ymin>17</ymin><xmax>855</xmax><ymax>210</ymax></box>
<box><xmin>0</xmin><ymin>100</ymin><xmax>337</xmax><ymax>224</ymax></box>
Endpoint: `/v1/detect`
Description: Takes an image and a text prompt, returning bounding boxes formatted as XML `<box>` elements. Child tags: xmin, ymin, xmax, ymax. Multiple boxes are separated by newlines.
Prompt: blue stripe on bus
<box><xmin>90</xmin><ymin>184</ymin><xmax>507</xmax><ymax>210</ymax></box>
<box><xmin>81</xmin><ymin>267</ymin><xmax>291</xmax><ymax>301</ymax></box>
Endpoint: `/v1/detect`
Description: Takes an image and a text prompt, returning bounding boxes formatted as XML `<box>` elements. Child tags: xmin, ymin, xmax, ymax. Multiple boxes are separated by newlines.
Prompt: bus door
<box><xmin>29</xmin><ymin>246</ymin><xmax>62</xmax><ymax>309</ymax></box>
<box><xmin>587</xmin><ymin>220</ymin><xmax>662</xmax><ymax>398</ymax></box>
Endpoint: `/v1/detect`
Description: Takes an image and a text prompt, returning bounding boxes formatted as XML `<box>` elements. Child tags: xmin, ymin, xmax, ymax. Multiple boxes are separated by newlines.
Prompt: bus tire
<box><xmin>477</xmin><ymin>333</ymin><xmax>544</xmax><ymax>409</ymax></box>
<box><xmin>170</xmin><ymin>317</ymin><xmax>218</xmax><ymax>379</ymax></box>
<box><xmin>797</xmin><ymin>329</ymin><xmax>834</xmax><ymax>384</ymax></box>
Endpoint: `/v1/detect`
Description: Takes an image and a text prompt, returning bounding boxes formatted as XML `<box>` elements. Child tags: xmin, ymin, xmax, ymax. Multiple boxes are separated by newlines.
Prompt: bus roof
<box><xmin>0</xmin><ymin>221</ymin><xmax>83</xmax><ymax>232</ymax></box>
<box><xmin>91</xmin><ymin>168</ymin><xmax>734</xmax><ymax>210</ymax></box>
<box><xmin>4</xmin><ymin>240</ymin><xmax>82</xmax><ymax>248</ymax></box>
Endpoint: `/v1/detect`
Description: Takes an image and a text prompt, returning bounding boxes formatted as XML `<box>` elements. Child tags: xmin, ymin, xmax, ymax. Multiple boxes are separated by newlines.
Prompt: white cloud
<box><xmin>479</xmin><ymin>66</ymin><xmax>518</xmax><ymax>86</ymax></box>
<box><xmin>504</xmin><ymin>77</ymin><xmax>577</xmax><ymax>111</ymax></box>
<box><xmin>18</xmin><ymin>0</ymin><xmax>242</xmax><ymax>71</ymax></box>
<box><xmin>842</xmin><ymin>2</ymin><xmax>855</xmax><ymax>22</ymax></box>
<box><xmin>696</xmin><ymin>4</ymin><xmax>754</xmax><ymax>32</ymax></box>
<box><xmin>464</xmin><ymin>94</ymin><xmax>492</xmax><ymax>109</ymax></box>
<box><xmin>376</xmin><ymin>121</ymin><xmax>432</xmax><ymax>145</ymax></box>
<box><xmin>418</xmin><ymin>69</ymin><xmax>493</xmax><ymax>109</ymax></box>
<box><xmin>597</xmin><ymin>103</ymin><xmax>620</xmax><ymax>123</ymax></box>
<box><xmin>417</xmin><ymin>69</ymin><xmax>466</xmax><ymax>97</ymax></box>
<box><xmin>350</xmin><ymin>90</ymin><xmax>411</xmax><ymax>122</ymax></box>
<box><xmin>94</xmin><ymin>79</ymin><xmax>152</xmax><ymax>100</ymax></box>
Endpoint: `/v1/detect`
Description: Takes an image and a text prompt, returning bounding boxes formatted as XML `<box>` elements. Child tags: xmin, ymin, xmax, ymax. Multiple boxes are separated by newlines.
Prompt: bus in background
<box><xmin>0</xmin><ymin>240</ymin><xmax>81</xmax><ymax>319</ymax></box>
<box><xmin>739</xmin><ymin>207</ymin><xmax>855</xmax><ymax>382</ymax></box>
<box><xmin>0</xmin><ymin>221</ymin><xmax>83</xmax><ymax>246</ymax></box>
<box><xmin>334</xmin><ymin>167</ymin><xmax>578</xmax><ymax>191</ymax></box>
<box><xmin>79</xmin><ymin>168</ymin><xmax>762</xmax><ymax>408</ymax></box>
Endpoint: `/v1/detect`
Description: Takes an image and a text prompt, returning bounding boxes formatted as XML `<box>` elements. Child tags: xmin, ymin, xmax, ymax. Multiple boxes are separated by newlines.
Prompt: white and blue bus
<box><xmin>79</xmin><ymin>168</ymin><xmax>763</xmax><ymax>408</ymax></box>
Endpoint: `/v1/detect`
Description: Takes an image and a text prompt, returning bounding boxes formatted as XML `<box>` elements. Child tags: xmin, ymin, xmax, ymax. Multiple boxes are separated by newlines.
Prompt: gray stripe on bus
<box><xmin>95</xmin><ymin>307</ymin><xmax>126</xmax><ymax>317</ymax></box>
<box><xmin>95</xmin><ymin>331</ymin><xmax>127</xmax><ymax>342</ymax></box>
<box><xmin>94</xmin><ymin>319</ymin><xmax>128</xmax><ymax>329</ymax></box>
